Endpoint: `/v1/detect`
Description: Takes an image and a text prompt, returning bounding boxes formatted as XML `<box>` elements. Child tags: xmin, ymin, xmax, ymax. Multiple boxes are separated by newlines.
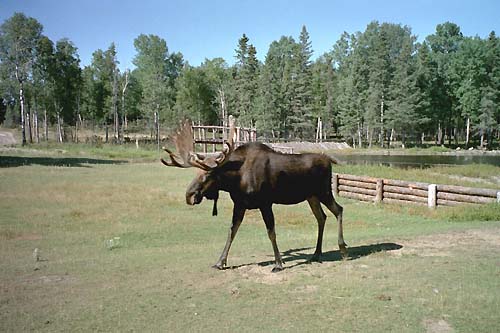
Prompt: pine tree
<box><xmin>386</xmin><ymin>36</ymin><xmax>426</xmax><ymax>146</ymax></box>
<box><xmin>426</xmin><ymin>22</ymin><xmax>463</xmax><ymax>145</ymax></box>
<box><xmin>233</xmin><ymin>34</ymin><xmax>259</xmax><ymax>126</ymax></box>
<box><xmin>290</xmin><ymin>25</ymin><xmax>315</xmax><ymax>139</ymax></box>
<box><xmin>364</xmin><ymin>24</ymin><xmax>390</xmax><ymax>147</ymax></box>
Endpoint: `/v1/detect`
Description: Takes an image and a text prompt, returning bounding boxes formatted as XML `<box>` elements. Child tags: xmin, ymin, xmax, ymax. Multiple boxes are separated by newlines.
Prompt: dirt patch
<box><xmin>236</xmin><ymin>264</ymin><xmax>289</xmax><ymax>285</ymax></box>
<box><xmin>293</xmin><ymin>284</ymin><xmax>318</xmax><ymax>293</ymax></box>
<box><xmin>201</xmin><ymin>227</ymin><xmax>500</xmax><ymax>287</ymax></box>
<box><xmin>391</xmin><ymin>228</ymin><xmax>500</xmax><ymax>258</ymax></box>
<box><xmin>423</xmin><ymin>319</ymin><xmax>454</xmax><ymax>333</ymax></box>
<box><xmin>0</xmin><ymin>230</ymin><xmax>42</xmax><ymax>241</ymax></box>
<box><xmin>21</xmin><ymin>274</ymin><xmax>76</xmax><ymax>285</ymax></box>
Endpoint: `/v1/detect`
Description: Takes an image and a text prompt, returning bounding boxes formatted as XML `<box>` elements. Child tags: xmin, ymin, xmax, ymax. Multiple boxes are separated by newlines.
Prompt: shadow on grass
<box><xmin>0</xmin><ymin>155</ymin><xmax>127</xmax><ymax>168</ymax></box>
<box><xmin>226</xmin><ymin>242</ymin><xmax>403</xmax><ymax>271</ymax></box>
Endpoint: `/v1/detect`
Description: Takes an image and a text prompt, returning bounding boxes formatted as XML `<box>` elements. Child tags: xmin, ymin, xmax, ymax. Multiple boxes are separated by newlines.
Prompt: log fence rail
<box><xmin>333</xmin><ymin>173</ymin><xmax>500</xmax><ymax>207</ymax></box>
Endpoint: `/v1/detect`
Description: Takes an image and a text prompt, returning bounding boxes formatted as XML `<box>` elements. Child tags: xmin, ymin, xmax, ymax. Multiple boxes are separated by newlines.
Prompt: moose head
<box><xmin>161</xmin><ymin>118</ymin><xmax>236</xmax><ymax>215</ymax></box>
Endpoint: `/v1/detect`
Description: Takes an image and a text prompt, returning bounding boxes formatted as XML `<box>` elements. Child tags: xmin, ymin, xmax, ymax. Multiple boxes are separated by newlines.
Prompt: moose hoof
<box><xmin>271</xmin><ymin>266</ymin><xmax>283</xmax><ymax>273</ymax></box>
<box><xmin>212</xmin><ymin>263</ymin><xmax>225</xmax><ymax>270</ymax></box>
<box><xmin>339</xmin><ymin>244</ymin><xmax>348</xmax><ymax>259</ymax></box>
<box><xmin>309</xmin><ymin>253</ymin><xmax>322</xmax><ymax>263</ymax></box>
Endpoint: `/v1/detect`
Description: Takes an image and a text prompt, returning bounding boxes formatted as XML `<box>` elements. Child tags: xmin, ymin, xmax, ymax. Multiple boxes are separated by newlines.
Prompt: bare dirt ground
<box><xmin>0</xmin><ymin>129</ymin><xmax>16</xmax><ymax>145</ymax></box>
<box><xmin>225</xmin><ymin>227</ymin><xmax>500</xmax><ymax>285</ymax></box>
<box><xmin>391</xmin><ymin>228</ymin><xmax>500</xmax><ymax>258</ymax></box>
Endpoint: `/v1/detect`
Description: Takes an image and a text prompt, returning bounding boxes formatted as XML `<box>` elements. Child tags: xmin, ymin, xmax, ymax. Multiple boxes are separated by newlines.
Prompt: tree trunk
<box><xmin>44</xmin><ymin>109</ymin><xmax>48</xmax><ymax>141</ymax></box>
<box><xmin>75</xmin><ymin>116</ymin><xmax>79</xmax><ymax>143</ymax></box>
<box><xmin>389</xmin><ymin>128</ymin><xmax>395</xmax><ymax>148</ymax></box>
<box><xmin>218</xmin><ymin>88</ymin><xmax>226</xmax><ymax>128</ymax></box>
<box><xmin>111</xmin><ymin>66</ymin><xmax>119</xmax><ymax>143</ymax></box>
<box><xmin>57</xmin><ymin>111</ymin><xmax>63</xmax><ymax>143</ymax></box>
<box><xmin>75</xmin><ymin>94</ymin><xmax>80</xmax><ymax>143</ymax></box>
<box><xmin>19</xmin><ymin>81</ymin><xmax>27</xmax><ymax>145</ymax></box>
<box><xmin>316</xmin><ymin>117</ymin><xmax>322</xmax><ymax>143</ymax></box>
<box><xmin>154</xmin><ymin>110</ymin><xmax>160</xmax><ymax>151</ymax></box>
<box><xmin>465</xmin><ymin>117</ymin><xmax>470</xmax><ymax>148</ymax></box>
<box><xmin>121</xmin><ymin>70</ymin><xmax>129</xmax><ymax>140</ymax></box>
<box><xmin>34</xmin><ymin>109</ymin><xmax>39</xmax><ymax>143</ymax></box>
<box><xmin>26</xmin><ymin>105</ymin><xmax>32</xmax><ymax>143</ymax></box>
<box><xmin>33</xmin><ymin>96</ymin><xmax>39</xmax><ymax>143</ymax></box>
<box><xmin>105</xmin><ymin>122</ymin><xmax>109</xmax><ymax>143</ymax></box>
<box><xmin>380</xmin><ymin>97</ymin><xmax>384</xmax><ymax>148</ymax></box>
<box><xmin>437</xmin><ymin>121</ymin><xmax>442</xmax><ymax>145</ymax></box>
<box><xmin>357</xmin><ymin>123</ymin><xmax>362</xmax><ymax>148</ymax></box>
<box><xmin>368</xmin><ymin>127</ymin><xmax>373</xmax><ymax>149</ymax></box>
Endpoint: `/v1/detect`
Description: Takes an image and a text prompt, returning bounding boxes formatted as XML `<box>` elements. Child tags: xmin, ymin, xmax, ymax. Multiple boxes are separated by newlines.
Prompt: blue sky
<box><xmin>1</xmin><ymin>0</ymin><xmax>499</xmax><ymax>71</ymax></box>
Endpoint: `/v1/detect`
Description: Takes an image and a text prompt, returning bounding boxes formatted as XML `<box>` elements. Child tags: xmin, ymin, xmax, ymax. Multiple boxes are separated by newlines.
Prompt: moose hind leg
<box><xmin>307</xmin><ymin>196</ymin><xmax>327</xmax><ymax>262</ymax></box>
<box><xmin>213</xmin><ymin>205</ymin><xmax>245</xmax><ymax>270</ymax></box>
<box><xmin>322</xmin><ymin>194</ymin><xmax>348</xmax><ymax>258</ymax></box>
<box><xmin>260</xmin><ymin>206</ymin><xmax>284</xmax><ymax>272</ymax></box>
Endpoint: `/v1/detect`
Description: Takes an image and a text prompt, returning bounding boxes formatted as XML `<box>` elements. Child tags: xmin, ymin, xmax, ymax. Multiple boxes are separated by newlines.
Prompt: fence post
<box><xmin>202</xmin><ymin>128</ymin><xmax>207</xmax><ymax>153</ymax></box>
<box><xmin>428</xmin><ymin>184</ymin><xmax>437</xmax><ymax>208</ymax></box>
<box><xmin>497</xmin><ymin>191</ymin><xmax>500</xmax><ymax>203</ymax></box>
<box><xmin>332</xmin><ymin>174</ymin><xmax>339</xmax><ymax>198</ymax></box>
<box><xmin>375</xmin><ymin>179</ymin><xmax>383</xmax><ymax>203</ymax></box>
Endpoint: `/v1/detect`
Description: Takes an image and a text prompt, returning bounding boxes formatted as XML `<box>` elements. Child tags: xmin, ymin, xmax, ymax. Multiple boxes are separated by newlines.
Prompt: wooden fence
<box><xmin>332</xmin><ymin>173</ymin><xmax>500</xmax><ymax>207</ymax></box>
<box><xmin>192</xmin><ymin>125</ymin><xmax>257</xmax><ymax>153</ymax></box>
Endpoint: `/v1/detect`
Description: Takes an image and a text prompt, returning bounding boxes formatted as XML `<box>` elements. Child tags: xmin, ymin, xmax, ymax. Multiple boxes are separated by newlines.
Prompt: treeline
<box><xmin>1</xmin><ymin>13</ymin><xmax>499</xmax><ymax>148</ymax></box>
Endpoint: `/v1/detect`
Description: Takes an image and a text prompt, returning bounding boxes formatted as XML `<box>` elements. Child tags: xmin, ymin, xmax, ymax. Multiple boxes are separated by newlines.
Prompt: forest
<box><xmin>1</xmin><ymin>12</ymin><xmax>499</xmax><ymax>148</ymax></box>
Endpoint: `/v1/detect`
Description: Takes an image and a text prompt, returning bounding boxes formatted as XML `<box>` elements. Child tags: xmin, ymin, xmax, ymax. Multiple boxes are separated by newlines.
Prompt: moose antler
<box><xmin>161</xmin><ymin>117</ymin><xmax>236</xmax><ymax>170</ymax></box>
<box><xmin>161</xmin><ymin>119</ymin><xmax>195</xmax><ymax>168</ymax></box>
<box><xmin>216</xmin><ymin>115</ymin><xmax>236</xmax><ymax>165</ymax></box>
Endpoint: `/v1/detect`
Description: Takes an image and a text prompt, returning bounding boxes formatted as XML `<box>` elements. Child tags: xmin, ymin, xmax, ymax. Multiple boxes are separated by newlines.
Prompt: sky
<box><xmin>1</xmin><ymin>0</ymin><xmax>499</xmax><ymax>71</ymax></box>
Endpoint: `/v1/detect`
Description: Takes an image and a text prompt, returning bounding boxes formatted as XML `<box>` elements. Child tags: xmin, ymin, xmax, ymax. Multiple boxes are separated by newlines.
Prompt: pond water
<box><xmin>338</xmin><ymin>153</ymin><xmax>500</xmax><ymax>168</ymax></box>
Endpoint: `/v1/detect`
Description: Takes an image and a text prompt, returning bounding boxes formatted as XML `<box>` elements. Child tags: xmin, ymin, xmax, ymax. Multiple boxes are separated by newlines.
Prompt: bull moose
<box><xmin>161</xmin><ymin>119</ymin><xmax>347</xmax><ymax>272</ymax></box>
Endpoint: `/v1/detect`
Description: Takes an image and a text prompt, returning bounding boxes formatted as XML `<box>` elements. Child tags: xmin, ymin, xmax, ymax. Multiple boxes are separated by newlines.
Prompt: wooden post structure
<box><xmin>428</xmin><ymin>184</ymin><xmax>437</xmax><ymax>208</ymax></box>
<box><xmin>375</xmin><ymin>178</ymin><xmax>383</xmax><ymax>203</ymax></box>
<box><xmin>212</xmin><ymin>130</ymin><xmax>216</xmax><ymax>153</ymax></box>
<box><xmin>202</xmin><ymin>127</ymin><xmax>207</xmax><ymax>153</ymax></box>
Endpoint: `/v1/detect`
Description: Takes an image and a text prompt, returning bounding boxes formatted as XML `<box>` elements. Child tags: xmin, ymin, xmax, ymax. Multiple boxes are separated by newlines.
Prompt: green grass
<box><xmin>1</xmin><ymin>147</ymin><xmax>500</xmax><ymax>332</ymax></box>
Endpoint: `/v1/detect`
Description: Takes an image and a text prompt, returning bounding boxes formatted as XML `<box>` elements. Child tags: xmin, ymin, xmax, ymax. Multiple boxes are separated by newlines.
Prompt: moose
<box><xmin>161</xmin><ymin>119</ymin><xmax>347</xmax><ymax>272</ymax></box>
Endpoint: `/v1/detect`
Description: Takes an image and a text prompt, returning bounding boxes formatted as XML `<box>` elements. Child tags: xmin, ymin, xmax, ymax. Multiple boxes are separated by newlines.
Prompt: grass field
<box><xmin>1</xmin><ymin>146</ymin><xmax>500</xmax><ymax>332</ymax></box>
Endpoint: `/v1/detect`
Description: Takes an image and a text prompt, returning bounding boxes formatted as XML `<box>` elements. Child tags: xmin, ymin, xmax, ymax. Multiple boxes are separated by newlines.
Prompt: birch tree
<box><xmin>0</xmin><ymin>13</ymin><xmax>42</xmax><ymax>145</ymax></box>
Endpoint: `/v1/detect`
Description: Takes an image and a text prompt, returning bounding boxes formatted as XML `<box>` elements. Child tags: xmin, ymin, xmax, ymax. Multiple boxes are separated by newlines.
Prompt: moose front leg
<box><xmin>260</xmin><ymin>205</ymin><xmax>284</xmax><ymax>272</ymax></box>
<box><xmin>213</xmin><ymin>205</ymin><xmax>246</xmax><ymax>270</ymax></box>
